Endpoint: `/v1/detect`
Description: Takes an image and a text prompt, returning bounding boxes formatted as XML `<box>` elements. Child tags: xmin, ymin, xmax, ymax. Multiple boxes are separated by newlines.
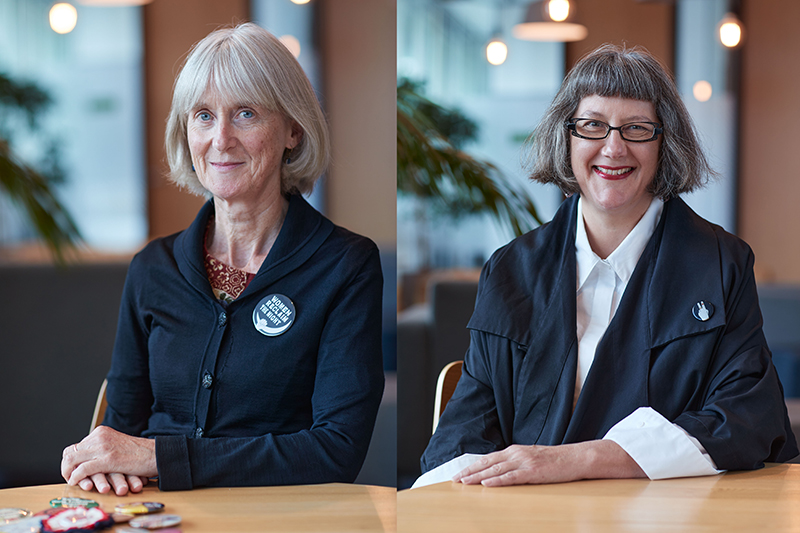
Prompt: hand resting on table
<box><xmin>453</xmin><ymin>440</ymin><xmax>646</xmax><ymax>487</ymax></box>
<box><xmin>61</xmin><ymin>425</ymin><xmax>157</xmax><ymax>496</ymax></box>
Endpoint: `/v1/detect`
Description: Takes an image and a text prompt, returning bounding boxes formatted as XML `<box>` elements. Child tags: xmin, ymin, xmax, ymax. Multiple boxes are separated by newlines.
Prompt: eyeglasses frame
<box><xmin>566</xmin><ymin>118</ymin><xmax>663</xmax><ymax>143</ymax></box>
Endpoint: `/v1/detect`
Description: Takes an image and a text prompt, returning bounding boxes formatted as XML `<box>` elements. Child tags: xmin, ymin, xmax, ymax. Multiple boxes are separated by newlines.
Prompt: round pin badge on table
<box><xmin>0</xmin><ymin>516</ymin><xmax>46</xmax><ymax>533</ymax></box>
<box><xmin>117</xmin><ymin>528</ymin><xmax>181</xmax><ymax>533</ymax></box>
<box><xmin>692</xmin><ymin>300</ymin><xmax>714</xmax><ymax>322</ymax></box>
<box><xmin>252</xmin><ymin>294</ymin><xmax>296</xmax><ymax>336</ymax></box>
<box><xmin>49</xmin><ymin>497</ymin><xmax>99</xmax><ymax>509</ymax></box>
<box><xmin>0</xmin><ymin>508</ymin><xmax>31</xmax><ymax>523</ymax></box>
<box><xmin>42</xmin><ymin>507</ymin><xmax>114</xmax><ymax>532</ymax></box>
<box><xmin>115</xmin><ymin>502</ymin><xmax>165</xmax><ymax>515</ymax></box>
<box><xmin>112</xmin><ymin>512</ymin><xmax>134</xmax><ymax>523</ymax></box>
<box><xmin>114</xmin><ymin>527</ymin><xmax>183</xmax><ymax>533</ymax></box>
<box><xmin>128</xmin><ymin>513</ymin><xmax>182</xmax><ymax>529</ymax></box>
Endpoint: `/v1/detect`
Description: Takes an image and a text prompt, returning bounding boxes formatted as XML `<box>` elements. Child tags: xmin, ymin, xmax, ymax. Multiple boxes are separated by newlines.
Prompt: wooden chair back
<box><xmin>432</xmin><ymin>361</ymin><xmax>463</xmax><ymax>434</ymax></box>
<box><xmin>90</xmin><ymin>379</ymin><xmax>108</xmax><ymax>433</ymax></box>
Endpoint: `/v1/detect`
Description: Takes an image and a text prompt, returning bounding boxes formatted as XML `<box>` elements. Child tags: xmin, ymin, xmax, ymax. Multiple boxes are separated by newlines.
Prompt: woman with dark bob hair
<box><xmin>61</xmin><ymin>23</ymin><xmax>384</xmax><ymax>494</ymax></box>
<box><xmin>419</xmin><ymin>44</ymin><xmax>797</xmax><ymax>487</ymax></box>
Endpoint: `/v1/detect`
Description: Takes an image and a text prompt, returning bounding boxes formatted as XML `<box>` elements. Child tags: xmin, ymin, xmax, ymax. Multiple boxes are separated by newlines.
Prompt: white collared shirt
<box><xmin>575</xmin><ymin>196</ymin><xmax>723</xmax><ymax>479</ymax></box>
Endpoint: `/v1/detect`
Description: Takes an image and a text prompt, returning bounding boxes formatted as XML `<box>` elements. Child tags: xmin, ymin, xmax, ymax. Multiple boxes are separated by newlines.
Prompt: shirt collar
<box><xmin>576</xmin><ymin>196</ymin><xmax>664</xmax><ymax>290</ymax></box>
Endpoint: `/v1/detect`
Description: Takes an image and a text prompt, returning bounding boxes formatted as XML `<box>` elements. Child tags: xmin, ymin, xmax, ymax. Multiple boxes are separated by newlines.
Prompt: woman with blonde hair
<box><xmin>61</xmin><ymin>23</ymin><xmax>384</xmax><ymax>493</ymax></box>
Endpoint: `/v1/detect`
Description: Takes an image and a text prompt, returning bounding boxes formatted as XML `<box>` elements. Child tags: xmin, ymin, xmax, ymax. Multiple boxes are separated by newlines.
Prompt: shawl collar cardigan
<box><xmin>104</xmin><ymin>194</ymin><xmax>384</xmax><ymax>490</ymax></box>
<box><xmin>422</xmin><ymin>195</ymin><xmax>797</xmax><ymax>473</ymax></box>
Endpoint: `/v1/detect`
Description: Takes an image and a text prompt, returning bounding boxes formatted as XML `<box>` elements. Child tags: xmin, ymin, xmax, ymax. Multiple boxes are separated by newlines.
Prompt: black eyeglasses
<box><xmin>566</xmin><ymin>118</ymin><xmax>663</xmax><ymax>143</ymax></box>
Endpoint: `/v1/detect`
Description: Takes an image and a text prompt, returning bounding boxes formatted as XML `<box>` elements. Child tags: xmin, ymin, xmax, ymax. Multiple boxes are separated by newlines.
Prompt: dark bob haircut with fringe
<box><xmin>525</xmin><ymin>44</ymin><xmax>715</xmax><ymax>199</ymax></box>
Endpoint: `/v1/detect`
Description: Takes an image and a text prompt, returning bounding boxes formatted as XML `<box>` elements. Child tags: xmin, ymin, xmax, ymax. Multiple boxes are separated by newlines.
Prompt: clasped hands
<box><xmin>61</xmin><ymin>426</ymin><xmax>158</xmax><ymax>496</ymax></box>
<box><xmin>452</xmin><ymin>440</ymin><xmax>645</xmax><ymax>487</ymax></box>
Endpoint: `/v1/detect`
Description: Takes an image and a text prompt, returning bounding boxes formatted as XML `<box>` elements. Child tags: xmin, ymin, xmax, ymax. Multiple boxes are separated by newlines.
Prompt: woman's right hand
<box><xmin>452</xmin><ymin>440</ymin><xmax>645</xmax><ymax>486</ymax></box>
<box><xmin>61</xmin><ymin>426</ymin><xmax>157</xmax><ymax>496</ymax></box>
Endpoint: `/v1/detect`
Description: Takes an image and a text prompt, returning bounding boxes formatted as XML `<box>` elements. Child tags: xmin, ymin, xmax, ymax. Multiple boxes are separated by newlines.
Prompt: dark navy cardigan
<box><xmin>103</xmin><ymin>194</ymin><xmax>384</xmax><ymax>490</ymax></box>
<box><xmin>422</xmin><ymin>195</ymin><xmax>798</xmax><ymax>472</ymax></box>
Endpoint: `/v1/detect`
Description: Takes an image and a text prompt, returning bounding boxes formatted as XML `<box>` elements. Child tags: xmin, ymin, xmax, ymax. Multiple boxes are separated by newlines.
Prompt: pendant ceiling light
<box><xmin>513</xmin><ymin>0</ymin><xmax>587</xmax><ymax>42</ymax></box>
<box><xmin>718</xmin><ymin>12</ymin><xmax>744</xmax><ymax>48</ymax></box>
<box><xmin>49</xmin><ymin>3</ymin><xmax>78</xmax><ymax>34</ymax></box>
<box><xmin>486</xmin><ymin>35</ymin><xmax>509</xmax><ymax>66</ymax></box>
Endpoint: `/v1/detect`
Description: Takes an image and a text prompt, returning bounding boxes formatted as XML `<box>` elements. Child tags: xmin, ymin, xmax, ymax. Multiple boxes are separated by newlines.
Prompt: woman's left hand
<box><xmin>61</xmin><ymin>426</ymin><xmax>158</xmax><ymax>496</ymax></box>
<box><xmin>76</xmin><ymin>472</ymin><xmax>150</xmax><ymax>496</ymax></box>
<box><xmin>452</xmin><ymin>440</ymin><xmax>645</xmax><ymax>486</ymax></box>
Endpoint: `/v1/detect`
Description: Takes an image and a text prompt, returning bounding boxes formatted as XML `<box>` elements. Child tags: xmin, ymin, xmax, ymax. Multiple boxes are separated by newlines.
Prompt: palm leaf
<box><xmin>0</xmin><ymin>139</ymin><xmax>80</xmax><ymax>263</ymax></box>
<box><xmin>397</xmin><ymin>79</ymin><xmax>543</xmax><ymax>237</ymax></box>
<box><xmin>0</xmin><ymin>73</ymin><xmax>80</xmax><ymax>263</ymax></box>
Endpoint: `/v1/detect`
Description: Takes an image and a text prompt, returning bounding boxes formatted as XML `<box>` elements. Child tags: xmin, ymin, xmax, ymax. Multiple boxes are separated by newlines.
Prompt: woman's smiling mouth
<box><xmin>593</xmin><ymin>166</ymin><xmax>634</xmax><ymax>180</ymax></box>
<box><xmin>210</xmin><ymin>162</ymin><xmax>243</xmax><ymax>170</ymax></box>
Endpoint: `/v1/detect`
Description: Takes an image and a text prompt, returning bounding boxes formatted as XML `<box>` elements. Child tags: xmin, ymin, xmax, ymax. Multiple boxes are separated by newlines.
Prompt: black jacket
<box><xmin>423</xmin><ymin>195</ymin><xmax>797</xmax><ymax>472</ymax></box>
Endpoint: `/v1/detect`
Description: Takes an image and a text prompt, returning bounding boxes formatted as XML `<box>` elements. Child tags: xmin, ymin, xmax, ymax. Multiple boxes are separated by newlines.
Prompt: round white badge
<box><xmin>253</xmin><ymin>294</ymin><xmax>296</xmax><ymax>336</ymax></box>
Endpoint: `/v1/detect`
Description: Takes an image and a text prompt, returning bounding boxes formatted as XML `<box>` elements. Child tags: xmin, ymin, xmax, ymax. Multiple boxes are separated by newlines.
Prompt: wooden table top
<box><xmin>0</xmin><ymin>482</ymin><xmax>396</xmax><ymax>532</ymax></box>
<box><xmin>398</xmin><ymin>463</ymin><xmax>800</xmax><ymax>532</ymax></box>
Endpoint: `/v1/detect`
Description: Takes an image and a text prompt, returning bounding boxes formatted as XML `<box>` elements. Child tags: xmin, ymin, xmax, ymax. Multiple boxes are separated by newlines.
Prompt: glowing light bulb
<box><xmin>290</xmin><ymin>0</ymin><xmax>311</xmax><ymax>4</ymax></box>
<box><xmin>719</xmin><ymin>13</ymin><xmax>743</xmax><ymax>48</ymax></box>
<box><xmin>548</xmin><ymin>0</ymin><xmax>570</xmax><ymax>22</ymax></box>
<box><xmin>693</xmin><ymin>80</ymin><xmax>712</xmax><ymax>102</ymax></box>
<box><xmin>486</xmin><ymin>39</ymin><xmax>508</xmax><ymax>66</ymax></box>
<box><xmin>279</xmin><ymin>35</ymin><xmax>301</xmax><ymax>58</ymax></box>
<box><xmin>49</xmin><ymin>3</ymin><xmax>77</xmax><ymax>34</ymax></box>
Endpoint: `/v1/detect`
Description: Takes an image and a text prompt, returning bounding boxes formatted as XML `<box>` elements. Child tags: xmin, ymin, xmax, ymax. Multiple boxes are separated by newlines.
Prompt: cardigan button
<box><xmin>218</xmin><ymin>312</ymin><xmax>227</xmax><ymax>327</ymax></box>
<box><xmin>195</xmin><ymin>427</ymin><xmax>204</xmax><ymax>438</ymax></box>
<box><xmin>202</xmin><ymin>372</ymin><xmax>213</xmax><ymax>389</ymax></box>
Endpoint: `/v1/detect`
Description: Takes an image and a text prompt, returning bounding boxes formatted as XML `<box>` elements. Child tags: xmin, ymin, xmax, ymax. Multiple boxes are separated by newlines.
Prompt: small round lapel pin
<box><xmin>692</xmin><ymin>301</ymin><xmax>714</xmax><ymax>322</ymax></box>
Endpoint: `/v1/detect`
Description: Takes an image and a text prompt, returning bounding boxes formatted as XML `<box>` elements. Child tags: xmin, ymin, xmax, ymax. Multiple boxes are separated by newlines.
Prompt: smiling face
<box><xmin>570</xmin><ymin>95</ymin><xmax>660</xmax><ymax>226</ymax></box>
<box><xmin>187</xmin><ymin>88</ymin><xmax>300</xmax><ymax>203</ymax></box>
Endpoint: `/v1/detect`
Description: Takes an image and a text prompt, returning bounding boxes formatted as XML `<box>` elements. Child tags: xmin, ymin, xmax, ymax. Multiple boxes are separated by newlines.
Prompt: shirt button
<box><xmin>195</xmin><ymin>427</ymin><xmax>204</xmax><ymax>438</ymax></box>
<box><xmin>202</xmin><ymin>372</ymin><xmax>213</xmax><ymax>389</ymax></box>
<box><xmin>218</xmin><ymin>312</ymin><xmax>227</xmax><ymax>327</ymax></box>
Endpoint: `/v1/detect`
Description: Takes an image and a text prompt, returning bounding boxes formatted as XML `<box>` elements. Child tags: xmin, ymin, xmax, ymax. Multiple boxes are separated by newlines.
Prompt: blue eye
<box><xmin>197</xmin><ymin>112</ymin><xmax>211</xmax><ymax>121</ymax></box>
<box><xmin>239</xmin><ymin>109</ymin><xmax>254</xmax><ymax>119</ymax></box>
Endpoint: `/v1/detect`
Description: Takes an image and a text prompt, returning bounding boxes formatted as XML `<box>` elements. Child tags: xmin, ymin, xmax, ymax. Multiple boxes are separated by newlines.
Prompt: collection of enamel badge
<box><xmin>0</xmin><ymin>498</ymin><xmax>181</xmax><ymax>533</ymax></box>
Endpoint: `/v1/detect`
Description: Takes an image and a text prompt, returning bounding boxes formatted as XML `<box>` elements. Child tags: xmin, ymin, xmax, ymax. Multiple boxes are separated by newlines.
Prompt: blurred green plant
<box><xmin>0</xmin><ymin>73</ymin><xmax>80</xmax><ymax>262</ymax></box>
<box><xmin>397</xmin><ymin>78</ymin><xmax>543</xmax><ymax>237</ymax></box>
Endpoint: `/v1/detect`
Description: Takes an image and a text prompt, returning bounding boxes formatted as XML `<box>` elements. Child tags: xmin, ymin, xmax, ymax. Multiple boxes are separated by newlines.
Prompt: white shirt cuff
<box><xmin>411</xmin><ymin>453</ymin><xmax>484</xmax><ymax>489</ymax></box>
<box><xmin>603</xmin><ymin>407</ymin><xmax>724</xmax><ymax>480</ymax></box>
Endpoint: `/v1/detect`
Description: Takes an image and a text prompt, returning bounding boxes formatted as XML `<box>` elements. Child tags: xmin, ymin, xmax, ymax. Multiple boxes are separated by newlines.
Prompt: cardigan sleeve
<box><xmin>102</xmin><ymin>258</ymin><xmax>153</xmax><ymax>437</ymax></box>
<box><xmin>154</xmin><ymin>248</ymin><xmax>385</xmax><ymax>490</ymax></box>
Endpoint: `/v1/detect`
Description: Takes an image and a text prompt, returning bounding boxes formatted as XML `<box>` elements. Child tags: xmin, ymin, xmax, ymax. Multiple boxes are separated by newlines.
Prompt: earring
<box><xmin>191</xmin><ymin>164</ymin><xmax>195</xmax><ymax>172</ymax></box>
<box><xmin>284</xmin><ymin>148</ymin><xmax>293</xmax><ymax>165</ymax></box>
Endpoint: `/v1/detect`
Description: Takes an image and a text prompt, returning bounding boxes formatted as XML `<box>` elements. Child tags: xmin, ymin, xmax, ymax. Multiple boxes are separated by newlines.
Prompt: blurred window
<box><xmin>397</xmin><ymin>0</ymin><xmax>565</xmax><ymax>274</ymax></box>
<box><xmin>675</xmin><ymin>0</ymin><xmax>738</xmax><ymax>232</ymax></box>
<box><xmin>0</xmin><ymin>0</ymin><xmax>146</xmax><ymax>253</ymax></box>
<box><xmin>251</xmin><ymin>0</ymin><xmax>325</xmax><ymax>212</ymax></box>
